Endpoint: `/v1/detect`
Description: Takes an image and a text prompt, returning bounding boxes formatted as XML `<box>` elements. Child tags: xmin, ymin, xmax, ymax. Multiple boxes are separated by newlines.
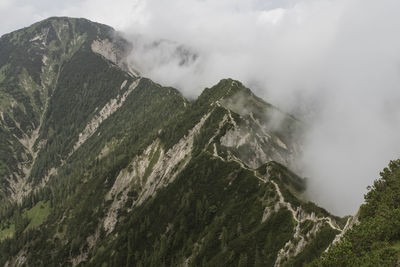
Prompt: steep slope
<box><xmin>0</xmin><ymin>17</ymin><xmax>346</xmax><ymax>267</ymax></box>
<box><xmin>83</xmin><ymin>80</ymin><xmax>343</xmax><ymax>267</ymax></box>
<box><xmin>2</xmin><ymin>78</ymin><xmax>343</xmax><ymax>266</ymax></box>
<box><xmin>0</xmin><ymin>16</ymin><xmax>136</xmax><ymax>202</ymax></box>
<box><xmin>311</xmin><ymin>159</ymin><xmax>400</xmax><ymax>266</ymax></box>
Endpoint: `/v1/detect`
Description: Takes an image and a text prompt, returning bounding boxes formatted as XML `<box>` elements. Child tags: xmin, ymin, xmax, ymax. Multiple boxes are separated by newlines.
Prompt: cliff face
<box><xmin>0</xmin><ymin>17</ymin><xmax>345</xmax><ymax>266</ymax></box>
<box><xmin>0</xmin><ymin>16</ymin><xmax>138</xmax><ymax>202</ymax></box>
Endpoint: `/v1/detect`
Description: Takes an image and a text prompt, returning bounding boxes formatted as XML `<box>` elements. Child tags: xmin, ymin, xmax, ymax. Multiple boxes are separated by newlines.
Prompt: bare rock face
<box><xmin>91</xmin><ymin>38</ymin><xmax>140</xmax><ymax>76</ymax></box>
<box><xmin>218</xmin><ymin>108</ymin><xmax>297</xmax><ymax>169</ymax></box>
<box><xmin>91</xmin><ymin>39</ymin><xmax>118</xmax><ymax>64</ymax></box>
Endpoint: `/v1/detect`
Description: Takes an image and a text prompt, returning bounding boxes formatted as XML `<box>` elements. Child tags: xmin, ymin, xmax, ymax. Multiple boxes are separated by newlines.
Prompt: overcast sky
<box><xmin>2</xmin><ymin>0</ymin><xmax>400</xmax><ymax>215</ymax></box>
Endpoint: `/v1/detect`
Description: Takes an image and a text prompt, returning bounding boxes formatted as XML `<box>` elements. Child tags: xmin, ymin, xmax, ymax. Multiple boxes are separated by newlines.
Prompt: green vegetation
<box><xmin>0</xmin><ymin>17</ymin><xmax>347</xmax><ymax>266</ymax></box>
<box><xmin>142</xmin><ymin>146</ymin><xmax>161</xmax><ymax>183</ymax></box>
<box><xmin>25</xmin><ymin>201</ymin><xmax>50</xmax><ymax>230</ymax></box>
<box><xmin>0</xmin><ymin>224</ymin><xmax>15</xmax><ymax>240</ymax></box>
<box><xmin>0</xmin><ymin>201</ymin><xmax>50</xmax><ymax>241</ymax></box>
<box><xmin>311</xmin><ymin>159</ymin><xmax>400</xmax><ymax>266</ymax></box>
<box><xmin>0</xmin><ymin>64</ymin><xmax>9</xmax><ymax>83</ymax></box>
<box><xmin>29</xmin><ymin>49</ymin><xmax>134</xmax><ymax>183</ymax></box>
<box><xmin>300</xmin><ymin>220</ymin><xmax>314</xmax><ymax>236</ymax></box>
<box><xmin>88</xmin><ymin>153</ymin><xmax>295</xmax><ymax>267</ymax></box>
<box><xmin>0</xmin><ymin>16</ymin><xmax>123</xmax><ymax>196</ymax></box>
<box><xmin>288</xmin><ymin>223</ymin><xmax>339</xmax><ymax>266</ymax></box>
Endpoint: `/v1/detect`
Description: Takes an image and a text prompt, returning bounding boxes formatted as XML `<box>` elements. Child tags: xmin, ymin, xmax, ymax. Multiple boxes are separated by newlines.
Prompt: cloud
<box><xmin>0</xmin><ymin>0</ymin><xmax>143</xmax><ymax>37</ymax></box>
<box><xmin>2</xmin><ymin>0</ymin><xmax>400</xmax><ymax>215</ymax></box>
<box><xmin>122</xmin><ymin>0</ymin><xmax>400</xmax><ymax>215</ymax></box>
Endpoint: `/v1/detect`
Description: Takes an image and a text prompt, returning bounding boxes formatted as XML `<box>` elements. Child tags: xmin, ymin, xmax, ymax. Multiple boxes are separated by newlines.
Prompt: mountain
<box><xmin>0</xmin><ymin>16</ymin><xmax>137</xmax><ymax>202</ymax></box>
<box><xmin>0</xmin><ymin>16</ymin><xmax>387</xmax><ymax>266</ymax></box>
<box><xmin>311</xmin><ymin>159</ymin><xmax>400</xmax><ymax>266</ymax></box>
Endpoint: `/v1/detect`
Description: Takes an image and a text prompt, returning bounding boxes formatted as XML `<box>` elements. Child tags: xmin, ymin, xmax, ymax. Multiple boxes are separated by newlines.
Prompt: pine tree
<box><xmin>255</xmin><ymin>245</ymin><xmax>263</xmax><ymax>267</ymax></box>
<box><xmin>238</xmin><ymin>253</ymin><xmax>248</xmax><ymax>267</ymax></box>
<box><xmin>221</xmin><ymin>226</ymin><xmax>228</xmax><ymax>250</ymax></box>
<box><xmin>126</xmin><ymin>230</ymin><xmax>134</xmax><ymax>266</ymax></box>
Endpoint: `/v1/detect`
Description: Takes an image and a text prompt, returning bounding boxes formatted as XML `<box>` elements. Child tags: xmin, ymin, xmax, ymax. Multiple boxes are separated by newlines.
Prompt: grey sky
<box><xmin>2</xmin><ymin>0</ymin><xmax>400</xmax><ymax>215</ymax></box>
<box><xmin>0</xmin><ymin>0</ymin><xmax>137</xmax><ymax>36</ymax></box>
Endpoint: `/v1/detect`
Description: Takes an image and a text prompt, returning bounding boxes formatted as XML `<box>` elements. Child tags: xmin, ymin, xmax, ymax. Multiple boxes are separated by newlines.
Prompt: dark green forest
<box><xmin>0</xmin><ymin>16</ymin><xmax>399</xmax><ymax>267</ymax></box>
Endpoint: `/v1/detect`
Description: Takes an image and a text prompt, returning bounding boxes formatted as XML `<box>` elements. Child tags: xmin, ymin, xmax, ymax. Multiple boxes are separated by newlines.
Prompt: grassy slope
<box><xmin>25</xmin><ymin>201</ymin><xmax>50</xmax><ymax>230</ymax></box>
<box><xmin>0</xmin><ymin>201</ymin><xmax>50</xmax><ymax>239</ymax></box>
<box><xmin>0</xmin><ymin>225</ymin><xmax>14</xmax><ymax>240</ymax></box>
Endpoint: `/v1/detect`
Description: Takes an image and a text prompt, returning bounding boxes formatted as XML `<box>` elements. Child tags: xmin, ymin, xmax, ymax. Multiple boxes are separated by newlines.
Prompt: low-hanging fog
<box><xmin>122</xmin><ymin>0</ymin><xmax>400</xmax><ymax>216</ymax></box>
<box><xmin>2</xmin><ymin>0</ymin><xmax>400</xmax><ymax>215</ymax></box>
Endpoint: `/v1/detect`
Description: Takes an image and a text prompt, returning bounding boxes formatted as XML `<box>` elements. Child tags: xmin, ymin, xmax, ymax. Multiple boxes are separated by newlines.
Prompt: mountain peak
<box><xmin>0</xmin><ymin>18</ymin><xmax>351</xmax><ymax>267</ymax></box>
<box><xmin>198</xmin><ymin>78</ymin><xmax>249</xmax><ymax>104</ymax></box>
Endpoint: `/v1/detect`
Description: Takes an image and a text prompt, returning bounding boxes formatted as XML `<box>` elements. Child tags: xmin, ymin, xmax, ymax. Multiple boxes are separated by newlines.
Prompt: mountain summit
<box><xmin>0</xmin><ymin>17</ymin><xmax>145</xmax><ymax>203</ymax></box>
<box><xmin>3</xmin><ymin>17</ymin><xmax>394</xmax><ymax>266</ymax></box>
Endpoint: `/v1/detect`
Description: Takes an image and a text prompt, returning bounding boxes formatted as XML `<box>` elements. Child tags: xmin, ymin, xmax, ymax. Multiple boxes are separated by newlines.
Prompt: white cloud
<box><xmin>0</xmin><ymin>0</ymin><xmax>144</xmax><ymax>36</ymax></box>
<box><xmin>122</xmin><ymin>0</ymin><xmax>400</xmax><ymax>215</ymax></box>
<box><xmin>2</xmin><ymin>0</ymin><xmax>400</xmax><ymax>215</ymax></box>
<box><xmin>258</xmin><ymin>8</ymin><xmax>286</xmax><ymax>25</ymax></box>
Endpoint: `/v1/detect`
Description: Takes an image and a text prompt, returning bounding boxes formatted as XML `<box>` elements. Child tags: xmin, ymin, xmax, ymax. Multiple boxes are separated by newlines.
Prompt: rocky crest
<box><xmin>0</xmin><ymin>17</ymin><xmax>349</xmax><ymax>267</ymax></box>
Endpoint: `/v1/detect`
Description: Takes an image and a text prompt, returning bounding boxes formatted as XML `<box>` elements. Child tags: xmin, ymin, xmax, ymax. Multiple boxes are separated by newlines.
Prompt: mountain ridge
<box><xmin>0</xmin><ymin>16</ymin><xmax>139</xmax><ymax>203</ymax></box>
<box><xmin>3</xmin><ymin>17</ymin><xmax>392</xmax><ymax>267</ymax></box>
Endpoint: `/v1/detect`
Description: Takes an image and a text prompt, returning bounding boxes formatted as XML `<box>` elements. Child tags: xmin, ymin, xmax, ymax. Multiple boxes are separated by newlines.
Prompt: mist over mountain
<box><xmin>0</xmin><ymin>17</ymin><xmax>345</xmax><ymax>266</ymax></box>
<box><xmin>119</xmin><ymin>0</ymin><xmax>400</xmax><ymax>215</ymax></box>
<box><xmin>0</xmin><ymin>3</ymin><xmax>400</xmax><ymax>265</ymax></box>
<box><xmin>2</xmin><ymin>0</ymin><xmax>400</xmax><ymax>215</ymax></box>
